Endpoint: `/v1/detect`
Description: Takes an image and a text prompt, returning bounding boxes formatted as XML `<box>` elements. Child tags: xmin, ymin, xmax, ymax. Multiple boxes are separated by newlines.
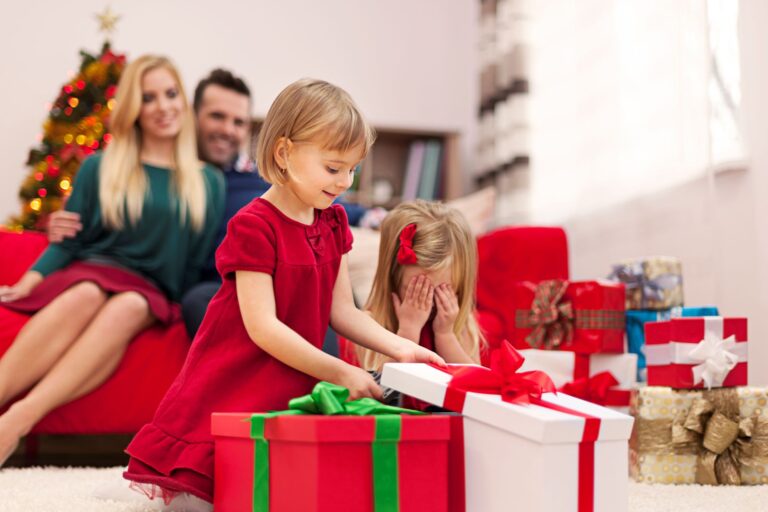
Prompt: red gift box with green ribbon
<box><xmin>211</xmin><ymin>382</ymin><xmax>451</xmax><ymax>512</ymax></box>
<box><xmin>512</xmin><ymin>279</ymin><xmax>626</xmax><ymax>354</ymax></box>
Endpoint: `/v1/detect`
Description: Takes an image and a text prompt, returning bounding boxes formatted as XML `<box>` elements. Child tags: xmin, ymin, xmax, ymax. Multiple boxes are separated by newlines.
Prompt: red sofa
<box><xmin>0</xmin><ymin>229</ymin><xmax>189</xmax><ymax>434</ymax></box>
<box><xmin>0</xmin><ymin>225</ymin><xmax>568</xmax><ymax>435</ymax></box>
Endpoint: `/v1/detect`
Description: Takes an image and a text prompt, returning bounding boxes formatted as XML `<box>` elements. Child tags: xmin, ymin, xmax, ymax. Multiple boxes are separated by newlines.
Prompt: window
<box><xmin>525</xmin><ymin>0</ymin><xmax>743</xmax><ymax>223</ymax></box>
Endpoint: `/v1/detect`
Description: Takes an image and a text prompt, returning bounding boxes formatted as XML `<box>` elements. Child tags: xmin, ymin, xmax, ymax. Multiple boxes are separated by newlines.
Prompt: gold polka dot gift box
<box><xmin>629</xmin><ymin>386</ymin><xmax>768</xmax><ymax>485</ymax></box>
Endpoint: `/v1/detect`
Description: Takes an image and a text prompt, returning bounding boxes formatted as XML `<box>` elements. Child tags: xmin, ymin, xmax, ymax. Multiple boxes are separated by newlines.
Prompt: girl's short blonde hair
<box><xmin>256</xmin><ymin>78</ymin><xmax>376</xmax><ymax>185</ymax></box>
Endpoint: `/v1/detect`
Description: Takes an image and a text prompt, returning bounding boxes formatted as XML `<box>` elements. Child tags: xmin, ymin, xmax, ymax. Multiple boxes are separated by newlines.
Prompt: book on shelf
<box><xmin>401</xmin><ymin>140</ymin><xmax>426</xmax><ymax>201</ymax></box>
<box><xmin>417</xmin><ymin>139</ymin><xmax>443</xmax><ymax>200</ymax></box>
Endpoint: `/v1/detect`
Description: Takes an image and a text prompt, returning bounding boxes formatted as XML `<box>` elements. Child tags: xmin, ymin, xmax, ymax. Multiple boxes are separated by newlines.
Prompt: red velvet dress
<box><xmin>123</xmin><ymin>198</ymin><xmax>353</xmax><ymax>503</ymax></box>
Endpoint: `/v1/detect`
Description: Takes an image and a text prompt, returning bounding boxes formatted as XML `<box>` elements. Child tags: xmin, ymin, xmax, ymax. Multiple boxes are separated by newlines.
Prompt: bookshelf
<box><xmin>249</xmin><ymin>120</ymin><xmax>462</xmax><ymax>208</ymax></box>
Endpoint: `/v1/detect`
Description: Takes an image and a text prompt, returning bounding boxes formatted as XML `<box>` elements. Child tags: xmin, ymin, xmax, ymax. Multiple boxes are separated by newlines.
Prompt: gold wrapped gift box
<box><xmin>630</xmin><ymin>386</ymin><xmax>768</xmax><ymax>485</ymax></box>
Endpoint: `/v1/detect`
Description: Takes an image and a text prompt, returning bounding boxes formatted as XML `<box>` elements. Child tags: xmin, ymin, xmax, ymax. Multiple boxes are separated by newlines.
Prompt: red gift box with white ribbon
<box><xmin>644</xmin><ymin>316</ymin><xmax>748</xmax><ymax>389</ymax></box>
<box><xmin>381</xmin><ymin>343</ymin><xmax>634</xmax><ymax>512</ymax></box>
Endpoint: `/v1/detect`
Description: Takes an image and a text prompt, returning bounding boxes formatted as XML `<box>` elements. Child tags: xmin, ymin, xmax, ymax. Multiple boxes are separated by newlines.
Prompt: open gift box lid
<box><xmin>381</xmin><ymin>363</ymin><xmax>634</xmax><ymax>444</ymax></box>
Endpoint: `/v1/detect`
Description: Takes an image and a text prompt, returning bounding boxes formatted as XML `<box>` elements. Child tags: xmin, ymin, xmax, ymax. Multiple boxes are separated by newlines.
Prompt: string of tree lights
<box><xmin>8</xmin><ymin>8</ymin><xmax>126</xmax><ymax>231</ymax></box>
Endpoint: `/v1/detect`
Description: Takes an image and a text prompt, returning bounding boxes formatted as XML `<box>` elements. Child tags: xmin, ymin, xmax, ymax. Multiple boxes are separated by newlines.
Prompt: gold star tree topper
<box><xmin>96</xmin><ymin>6</ymin><xmax>120</xmax><ymax>36</ymax></box>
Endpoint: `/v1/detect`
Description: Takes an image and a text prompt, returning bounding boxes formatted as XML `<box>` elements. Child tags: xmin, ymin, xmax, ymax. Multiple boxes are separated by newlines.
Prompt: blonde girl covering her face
<box><xmin>356</xmin><ymin>200</ymin><xmax>484</xmax><ymax>371</ymax></box>
<box><xmin>100</xmin><ymin>55</ymin><xmax>207</xmax><ymax>231</ymax></box>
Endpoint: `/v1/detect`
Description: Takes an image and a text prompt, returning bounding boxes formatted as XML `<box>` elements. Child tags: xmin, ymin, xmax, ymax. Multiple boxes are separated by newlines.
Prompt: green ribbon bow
<box><xmin>249</xmin><ymin>382</ymin><xmax>424</xmax><ymax>512</ymax></box>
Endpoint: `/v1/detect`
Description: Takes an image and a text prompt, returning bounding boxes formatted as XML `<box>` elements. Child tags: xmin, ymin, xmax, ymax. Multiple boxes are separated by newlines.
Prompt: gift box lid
<box><xmin>645</xmin><ymin>316</ymin><xmax>748</xmax><ymax>345</ymax></box>
<box><xmin>381</xmin><ymin>363</ymin><xmax>634</xmax><ymax>444</ymax></box>
<box><xmin>212</xmin><ymin>412</ymin><xmax>450</xmax><ymax>442</ymax></box>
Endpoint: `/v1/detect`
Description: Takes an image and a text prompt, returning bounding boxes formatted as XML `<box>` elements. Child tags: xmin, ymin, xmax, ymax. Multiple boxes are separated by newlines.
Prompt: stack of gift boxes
<box><xmin>209</xmin><ymin>251</ymin><xmax>755</xmax><ymax>512</ymax></box>
<box><xmin>608</xmin><ymin>257</ymin><xmax>760</xmax><ymax>486</ymax></box>
<box><xmin>509</xmin><ymin>253</ymin><xmax>760</xmax><ymax>487</ymax></box>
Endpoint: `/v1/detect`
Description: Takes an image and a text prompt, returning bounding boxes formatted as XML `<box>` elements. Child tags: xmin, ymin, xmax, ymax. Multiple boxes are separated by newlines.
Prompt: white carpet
<box><xmin>1</xmin><ymin>466</ymin><xmax>767</xmax><ymax>511</ymax></box>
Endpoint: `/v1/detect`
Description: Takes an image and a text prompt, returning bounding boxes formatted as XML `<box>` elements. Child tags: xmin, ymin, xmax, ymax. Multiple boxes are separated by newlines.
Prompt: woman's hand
<box><xmin>336</xmin><ymin>365</ymin><xmax>383</xmax><ymax>401</ymax></box>
<box><xmin>0</xmin><ymin>272</ymin><xmax>43</xmax><ymax>303</ymax></box>
<box><xmin>393</xmin><ymin>275</ymin><xmax>434</xmax><ymax>338</ymax></box>
<box><xmin>432</xmin><ymin>283</ymin><xmax>460</xmax><ymax>336</ymax></box>
<box><xmin>393</xmin><ymin>341</ymin><xmax>446</xmax><ymax>367</ymax></box>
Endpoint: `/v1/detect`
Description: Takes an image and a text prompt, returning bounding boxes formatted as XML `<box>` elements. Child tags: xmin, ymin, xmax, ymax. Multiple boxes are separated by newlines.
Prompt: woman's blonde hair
<box><xmin>99</xmin><ymin>54</ymin><xmax>206</xmax><ymax>231</ymax></box>
<box><xmin>256</xmin><ymin>78</ymin><xmax>376</xmax><ymax>184</ymax></box>
<box><xmin>357</xmin><ymin>200</ymin><xmax>485</xmax><ymax>371</ymax></box>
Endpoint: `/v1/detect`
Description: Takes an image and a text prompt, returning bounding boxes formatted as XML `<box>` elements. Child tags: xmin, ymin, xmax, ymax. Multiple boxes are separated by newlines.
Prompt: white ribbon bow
<box><xmin>689</xmin><ymin>331</ymin><xmax>739</xmax><ymax>389</ymax></box>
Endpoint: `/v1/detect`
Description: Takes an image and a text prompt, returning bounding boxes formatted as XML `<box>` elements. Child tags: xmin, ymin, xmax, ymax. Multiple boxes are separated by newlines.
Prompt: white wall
<box><xmin>0</xmin><ymin>0</ymin><xmax>478</xmax><ymax>221</ymax></box>
<box><xmin>561</xmin><ymin>0</ymin><xmax>768</xmax><ymax>385</ymax></box>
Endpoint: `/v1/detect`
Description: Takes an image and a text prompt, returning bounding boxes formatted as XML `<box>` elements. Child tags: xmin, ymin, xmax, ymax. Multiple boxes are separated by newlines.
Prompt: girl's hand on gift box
<box><xmin>432</xmin><ymin>283</ymin><xmax>459</xmax><ymax>336</ymax></box>
<box><xmin>393</xmin><ymin>274</ymin><xmax>434</xmax><ymax>339</ymax></box>
<box><xmin>393</xmin><ymin>342</ymin><xmax>446</xmax><ymax>367</ymax></box>
<box><xmin>337</xmin><ymin>365</ymin><xmax>384</xmax><ymax>401</ymax></box>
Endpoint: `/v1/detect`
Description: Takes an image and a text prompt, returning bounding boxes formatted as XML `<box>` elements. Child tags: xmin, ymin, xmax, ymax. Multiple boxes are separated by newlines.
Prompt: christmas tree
<box><xmin>8</xmin><ymin>30</ymin><xmax>126</xmax><ymax>231</ymax></box>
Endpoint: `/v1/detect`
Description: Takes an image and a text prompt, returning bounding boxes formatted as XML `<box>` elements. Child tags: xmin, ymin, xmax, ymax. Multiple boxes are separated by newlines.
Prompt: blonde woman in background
<box><xmin>341</xmin><ymin>200</ymin><xmax>484</xmax><ymax>390</ymax></box>
<box><xmin>0</xmin><ymin>55</ymin><xmax>224</xmax><ymax>467</ymax></box>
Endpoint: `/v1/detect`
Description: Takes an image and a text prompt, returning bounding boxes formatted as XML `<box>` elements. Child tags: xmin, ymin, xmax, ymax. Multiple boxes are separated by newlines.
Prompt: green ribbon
<box><xmin>249</xmin><ymin>382</ymin><xmax>423</xmax><ymax>512</ymax></box>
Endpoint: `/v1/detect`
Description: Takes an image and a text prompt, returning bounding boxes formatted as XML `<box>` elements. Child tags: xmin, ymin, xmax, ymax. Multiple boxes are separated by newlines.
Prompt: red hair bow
<box><xmin>397</xmin><ymin>223</ymin><xmax>418</xmax><ymax>265</ymax></box>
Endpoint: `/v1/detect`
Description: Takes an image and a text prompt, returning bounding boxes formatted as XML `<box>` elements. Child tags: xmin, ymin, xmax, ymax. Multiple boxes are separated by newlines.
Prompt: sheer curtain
<box><xmin>526</xmin><ymin>0</ymin><xmax>718</xmax><ymax>223</ymax></box>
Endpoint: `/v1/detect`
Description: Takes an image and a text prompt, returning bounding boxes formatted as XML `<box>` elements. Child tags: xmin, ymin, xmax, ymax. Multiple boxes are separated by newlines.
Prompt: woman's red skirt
<box><xmin>2</xmin><ymin>261</ymin><xmax>180</xmax><ymax>324</ymax></box>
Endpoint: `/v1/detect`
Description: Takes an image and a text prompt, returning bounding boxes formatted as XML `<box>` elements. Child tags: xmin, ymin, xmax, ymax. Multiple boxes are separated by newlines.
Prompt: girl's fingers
<box><xmin>419</xmin><ymin>277</ymin><xmax>431</xmax><ymax>305</ymax></box>
<box><xmin>369</xmin><ymin>382</ymin><xmax>384</xmax><ymax>400</ymax></box>
<box><xmin>410</xmin><ymin>275</ymin><xmax>424</xmax><ymax>304</ymax></box>
<box><xmin>405</xmin><ymin>276</ymin><xmax>417</xmax><ymax>302</ymax></box>
<box><xmin>426</xmin><ymin>350</ymin><xmax>446</xmax><ymax>366</ymax></box>
<box><xmin>434</xmin><ymin>288</ymin><xmax>445</xmax><ymax>311</ymax></box>
<box><xmin>424</xmin><ymin>285</ymin><xmax>434</xmax><ymax>310</ymax></box>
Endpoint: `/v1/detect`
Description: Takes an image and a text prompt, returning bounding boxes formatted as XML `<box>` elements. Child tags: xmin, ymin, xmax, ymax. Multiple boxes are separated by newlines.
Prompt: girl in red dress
<box><xmin>341</xmin><ymin>201</ymin><xmax>485</xmax><ymax>390</ymax></box>
<box><xmin>122</xmin><ymin>79</ymin><xmax>444</xmax><ymax>511</ymax></box>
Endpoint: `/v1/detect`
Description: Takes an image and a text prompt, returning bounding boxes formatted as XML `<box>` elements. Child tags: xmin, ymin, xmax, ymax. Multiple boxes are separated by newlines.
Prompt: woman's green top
<box><xmin>31</xmin><ymin>153</ymin><xmax>225</xmax><ymax>301</ymax></box>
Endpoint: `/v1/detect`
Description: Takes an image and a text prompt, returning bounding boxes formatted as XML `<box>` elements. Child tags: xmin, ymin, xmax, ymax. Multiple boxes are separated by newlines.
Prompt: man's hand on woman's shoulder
<box><xmin>47</xmin><ymin>210</ymin><xmax>82</xmax><ymax>243</ymax></box>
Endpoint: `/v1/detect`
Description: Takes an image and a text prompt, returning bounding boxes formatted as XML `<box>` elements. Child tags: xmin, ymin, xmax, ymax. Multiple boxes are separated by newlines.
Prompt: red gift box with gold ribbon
<box><xmin>512</xmin><ymin>279</ymin><xmax>626</xmax><ymax>354</ymax></box>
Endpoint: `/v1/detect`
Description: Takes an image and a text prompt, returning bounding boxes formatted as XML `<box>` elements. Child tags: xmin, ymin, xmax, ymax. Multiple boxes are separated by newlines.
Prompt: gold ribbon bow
<box><xmin>637</xmin><ymin>389</ymin><xmax>768</xmax><ymax>485</ymax></box>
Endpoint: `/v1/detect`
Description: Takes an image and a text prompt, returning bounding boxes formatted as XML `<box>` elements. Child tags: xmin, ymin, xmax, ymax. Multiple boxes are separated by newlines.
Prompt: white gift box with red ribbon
<box><xmin>644</xmin><ymin>316</ymin><xmax>748</xmax><ymax>388</ymax></box>
<box><xmin>381</xmin><ymin>362</ymin><xmax>634</xmax><ymax>512</ymax></box>
<box><xmin>517</xmin><ymin>350</ymin><xmax>637</xmax><ymax>413</ymax></box>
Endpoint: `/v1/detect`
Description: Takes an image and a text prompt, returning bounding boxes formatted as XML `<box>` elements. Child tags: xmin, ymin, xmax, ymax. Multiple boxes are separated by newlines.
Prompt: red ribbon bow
<box><xmin>559</xmin><ymin>371</ymin><xmax>630</xmax><ymax>407</ymax></box>
<box><xmin>437</xmin><ymin>341</ymin><xmax>557</xmax><ymax>410</ymax></box>
<box><xmin>397</xmin><ymin>223</ymin><xmax>418</xmax><ymax>265</ymax></box>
